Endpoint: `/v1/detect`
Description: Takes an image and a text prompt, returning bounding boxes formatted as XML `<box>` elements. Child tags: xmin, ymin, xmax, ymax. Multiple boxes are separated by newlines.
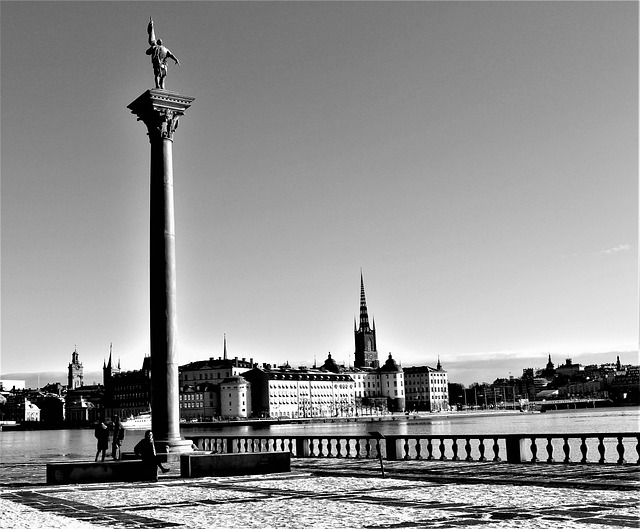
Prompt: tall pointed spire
<box><xmin>223</xmin><ymin>333</ymin><xmax>228</xmax><ymax>361</ymax></box>
<box><xmin>354</xmin><ymin>271</ymin><xmax>378</xmax><ymax>369</ymax></box>
<box><xmin>107</xmin><ymin>342</ymin><xmax>113</xmax><ymax>369</ymax></box>
<box><xmin>359</xmin><ymin>270</ymin><xmax>370</xmax><ymax>331</ymax></box>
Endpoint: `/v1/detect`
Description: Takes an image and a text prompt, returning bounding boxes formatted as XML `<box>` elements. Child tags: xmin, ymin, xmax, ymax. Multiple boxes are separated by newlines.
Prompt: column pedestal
<box><xmin>128</xmin><ymin>89</ymin><xmax>195</xmax><ymax>453</ymax></box>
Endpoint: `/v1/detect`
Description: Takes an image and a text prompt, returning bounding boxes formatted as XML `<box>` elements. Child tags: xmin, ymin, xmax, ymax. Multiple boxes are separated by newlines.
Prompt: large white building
<box><xmin>219</xmin><ymin>376</ymin><xmax>252</xmax><ymax>418</ymax></box>
<box><xmin>404</xmin><ymin>359</ymin><xmax>449</xmax><ymax>411</ymax></box>
<box><xmin>241</xmin><ymin>365</ymin><xmax>356</xmax><ymax>418</ymax></box>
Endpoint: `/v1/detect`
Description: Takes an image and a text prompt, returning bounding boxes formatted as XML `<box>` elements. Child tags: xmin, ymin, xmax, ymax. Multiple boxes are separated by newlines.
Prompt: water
<box><xmin>1</xmin><ymin>407</ymin><xmax>637</xmax><ymax>469</ymax></box>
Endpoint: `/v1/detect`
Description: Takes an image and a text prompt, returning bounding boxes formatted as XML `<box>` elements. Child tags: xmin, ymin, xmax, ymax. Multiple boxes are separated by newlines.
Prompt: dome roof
<box><xmin>321</xmin><ymin>353</ymin><xmax>340</xmax><ymax>373</ymax></box>
<box><xmin>379</xmin><ymin>353</ymin><xmax>401</xmax><ymax>373</ymax></box>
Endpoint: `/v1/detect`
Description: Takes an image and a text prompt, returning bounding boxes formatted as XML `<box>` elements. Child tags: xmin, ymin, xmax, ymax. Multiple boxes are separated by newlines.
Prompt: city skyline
<box><xmin>2</xmin><ymin>2</ymin><xmax>638</xmax><ymax>388</ymax></box>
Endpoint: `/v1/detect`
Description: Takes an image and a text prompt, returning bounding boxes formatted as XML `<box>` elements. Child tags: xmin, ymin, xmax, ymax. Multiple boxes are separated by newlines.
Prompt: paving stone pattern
<box><xmin>1</xmin><ymin>460</ymin><xmax>638</xmax><ymax>529</ymax></box>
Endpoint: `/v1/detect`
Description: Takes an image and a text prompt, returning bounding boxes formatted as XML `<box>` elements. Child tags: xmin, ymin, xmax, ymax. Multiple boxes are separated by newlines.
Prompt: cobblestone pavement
<box><xmin>1</xmin><ymin>460</ymin><xmax>638</xmax><ymax>529</ymax></box>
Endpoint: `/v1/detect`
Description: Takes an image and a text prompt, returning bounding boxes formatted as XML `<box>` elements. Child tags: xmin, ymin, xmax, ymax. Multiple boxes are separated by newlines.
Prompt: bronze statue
<box><xmin>146</xmin><ymin>18</ymin><xmax>180</xmax><ymax>90</ymax></box>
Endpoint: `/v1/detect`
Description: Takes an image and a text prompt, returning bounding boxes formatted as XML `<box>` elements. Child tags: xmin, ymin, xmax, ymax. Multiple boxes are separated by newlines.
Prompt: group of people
<box><xmin>94</xmin><ymin>417</ymin><xmax>169</xmax><ymax>481</ymax></box>
<box><xmin>94</xmin><ymin>416</ymin><xmax>125</xmax><ymax>462</ymax></box>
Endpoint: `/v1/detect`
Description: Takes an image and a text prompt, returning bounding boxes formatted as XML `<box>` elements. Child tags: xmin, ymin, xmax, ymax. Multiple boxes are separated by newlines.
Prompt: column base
<box><xmin>155</xmin><ymin>438</ymin><xmax>195</xmax><ymax>454</ymax></box>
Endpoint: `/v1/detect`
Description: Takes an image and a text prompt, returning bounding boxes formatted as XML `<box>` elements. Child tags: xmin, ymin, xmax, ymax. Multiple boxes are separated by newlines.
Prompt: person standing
<box><xmin>134</xmin><ymin>430</ymin><xmax>170</xmax><ymax>481</ymax></box>
<box><xmin>111</xmin><ymin>416</ymin><xmax>125</xmax><ymax>460</ymax></box>
<box><xmin>94</xmin><ymin>419</ymin><xmax>109</xmax><ymax>462</ymax></box>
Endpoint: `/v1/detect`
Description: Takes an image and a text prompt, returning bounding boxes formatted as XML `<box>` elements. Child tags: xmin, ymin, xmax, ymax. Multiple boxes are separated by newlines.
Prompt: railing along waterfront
<box><xmin>185</xmin><ymin>433</ymin><xmax>639</xmax><ymax>465</ymax></box>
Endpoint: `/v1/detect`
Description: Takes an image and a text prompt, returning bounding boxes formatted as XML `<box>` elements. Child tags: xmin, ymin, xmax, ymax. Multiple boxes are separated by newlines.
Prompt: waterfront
<box><xmin>1</xmin><ymin>407</ymin><xmax>638</xmax><ymax>528</ymax></box>
<box><xmin>1</xmin><ymin>407</ymin><xmax>637</xmax><ymax>468</ymax></box>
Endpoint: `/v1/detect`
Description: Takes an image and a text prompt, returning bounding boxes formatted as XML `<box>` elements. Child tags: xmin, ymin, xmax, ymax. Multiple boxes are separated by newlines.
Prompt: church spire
<box><xmin>354</xmin><ymin>271</ymin><xmax>378</xmax><ymax>369</ymax></box>
<box><xmin>223</xmin><ymin>333</ymin><xmax>228</xmax><ymax>361</ymax></box>
<box><xmin>359</xmin><ymin>271</ymin><xmax>370</xmax><ymax>332</ymax></box>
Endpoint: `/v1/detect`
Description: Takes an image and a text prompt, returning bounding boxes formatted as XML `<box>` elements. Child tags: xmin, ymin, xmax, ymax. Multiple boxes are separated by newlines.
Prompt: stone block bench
<box><xmin>46</xmin><ymin>461</ymin><xmax>147</xmax><ymax>485</ymax></box>
<box><xmin>180</xmin><ymin>451</ymin><xmax>290</xmax><ymax>478</ymax></box>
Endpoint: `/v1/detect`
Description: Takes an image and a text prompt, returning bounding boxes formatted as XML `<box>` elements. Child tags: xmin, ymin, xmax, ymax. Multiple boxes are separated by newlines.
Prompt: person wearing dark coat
<box><xmin>94</xmin><ymin>420</ymin><xmax>109</xmax><ymax>462</ymax></box>
<box><xmin>111</xmin><ymin>416</ymin><xmax>125</xmax><ymax>460</ymax></box>
<box><xmin>134</xmin><ymin>430</ymin><xmax>169</xmax><ymax>481</ymax></box>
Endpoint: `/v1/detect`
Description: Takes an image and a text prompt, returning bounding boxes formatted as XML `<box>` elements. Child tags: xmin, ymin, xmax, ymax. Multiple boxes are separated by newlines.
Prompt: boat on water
<box><xmin>120</xmin><ymin>412</ymin><xmax>151</xmax><ymax>429</ymax></box>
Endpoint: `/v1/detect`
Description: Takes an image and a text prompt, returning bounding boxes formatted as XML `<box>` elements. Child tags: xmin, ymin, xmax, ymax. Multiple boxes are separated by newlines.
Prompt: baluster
<box><xmin>616</xmin><ymin>436</ymin><xmax>626</xmax><ymax>464</ymax></box>
<box><xmin>236</xmin><ymin>439</ymin><xmax>242</xmax><ymax>453</ymax></box>
<box><xmin>415</xmin><ymin>439</ymin><xmax>423</xmax><ymax>460</ymax></box>
<box><xmin>529</xmin><ymin>437</ymin><xmax>538</xmax><ymax>463</ymax></box>
<box><xmin>492</xmin><ymin>437</ymin><xmax>501</xmax><ymax>462</ymax></box>
<box><xmin>318</xmin><ymin>438</ymin><xmax>325</xmax><ymax>457</ymax></box>
<box><xmin>425</xmin><ymin>438</ymin><xmax>434</xmax><ymax>461</ymax></box>
<box><xmin>464</xmin><ymin>438</ymin><xmax>472</xmax><ymax>461</ymax></box>
<box><xmin>310</xmin><ymin>438</ymin><xmax>316</xmax><ymax>457</ymax></box>
<box><xmin>562</xmin><ymin>437</ymin><xmax>571</xmax><ymax>463</ymax></box>
<box><xmin>345</xmin><ymin>439</ymin><xmax>352</xmax><ymax>458</ymax></box>
<box><xmin>580</xmin><ymin>437</ymin><xmax>588</xmax><ymax>464</ymax></box>
<box><xmin>546</xmin><ymin>437</ymin><xmax>554</xmax><ymax>463</ymax></box>
<box><xmin>478</xmin><ymin>438</ymin><xmax>487</xmax><ymax>462</ymax></box>
<box><xmin>336</xmin><ymin>439</ymin><xmax>343</xmax><ymax>458</ymax></box>
<box><xmin>439</xmin><ymin>438</ymin><xmax>447</xmax><ymax>461</ymax></box>
<box><xmin>244</xmin><ymin>439</ymin><xmax>250</xmax><ymax>453</ymax></box>
<box><xmin>272</xmin><ymin>438</ymin><xmax>278</xmax><ymax>452</ymax></box>
<box><xmin>451</xmin><ymin>438</ymin><xmax>460</xmax><ymax>461</ymax></box>
<box><xmin>365</xmin><ymin>438</ymin><xmax>371</xmax><ymax>458</ymax></box>
<box><xmin>404</xmin><ymin>438</ymin><xmax>411</xmax><ymax>460</ymax></box>
<box><xmin>598</xmin><ymin>436</ymin><xmax>605</xmax><ymax>464</ymax></box>
<box><xmin>636</xmin><ymin>436</ymin><xmax>639</xmax><ymax>465</ymax></box>
<box><xmin>355</xmin><ymin>439</ymin><xmax>361</xmax><ymax>459</ymax></box>
<box><xmin>280</xmin><ymin>438</ymin><xmax>286</xmax><ymax>452</ymax></box>
<box><xmin>327</xmin><ymin>439</ymin><xmax>333</xmax><ymax>457</ymax></box>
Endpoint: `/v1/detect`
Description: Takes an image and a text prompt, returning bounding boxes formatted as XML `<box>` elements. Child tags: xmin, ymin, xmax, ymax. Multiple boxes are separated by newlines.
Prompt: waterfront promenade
<box><xmin>1</xmin><ymin>459</ymin><xmax>638</xmax><ymax>528</ymax></box>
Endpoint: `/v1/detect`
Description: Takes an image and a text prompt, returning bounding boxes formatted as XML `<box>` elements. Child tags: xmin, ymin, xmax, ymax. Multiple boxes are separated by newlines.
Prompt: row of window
<box><xmin>181</xmin><ymin>371</ymin><xmax>233</xmax><ymax>381</ymax></box>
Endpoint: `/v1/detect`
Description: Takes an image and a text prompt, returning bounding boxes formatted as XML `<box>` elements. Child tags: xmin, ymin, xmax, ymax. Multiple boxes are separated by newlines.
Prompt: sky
<box><xmin>1</xmin><ymin>1</ymin><xmax>638</xmax><ymax>388</ymax></box>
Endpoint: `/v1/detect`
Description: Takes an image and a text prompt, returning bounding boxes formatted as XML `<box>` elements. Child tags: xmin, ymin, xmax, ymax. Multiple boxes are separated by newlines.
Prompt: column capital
<box><xmin>128</xmin><ymin>89</ymin><xmax>195</xmax><ymax>141</ymax></box>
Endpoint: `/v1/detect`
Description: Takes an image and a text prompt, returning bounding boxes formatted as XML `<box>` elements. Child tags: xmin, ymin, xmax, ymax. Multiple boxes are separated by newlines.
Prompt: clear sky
<box><xmin>1</xmin><ymin>1</ymin><xmax>638</xmax><ymax>387</ymax></box>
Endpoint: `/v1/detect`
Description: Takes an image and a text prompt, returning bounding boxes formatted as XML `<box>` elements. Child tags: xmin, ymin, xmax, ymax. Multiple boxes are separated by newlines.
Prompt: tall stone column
<box><xmin>128</xmin><ymin>89</ymin><xmax>195</xmax><ymax>453</ymax></box>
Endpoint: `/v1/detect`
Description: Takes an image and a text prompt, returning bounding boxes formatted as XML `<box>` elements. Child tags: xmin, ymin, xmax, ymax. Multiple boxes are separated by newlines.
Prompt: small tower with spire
<box><xmin>354</xmin><ymin>272</ymin><xmax>379</xmax><ymax>369</ymax></box>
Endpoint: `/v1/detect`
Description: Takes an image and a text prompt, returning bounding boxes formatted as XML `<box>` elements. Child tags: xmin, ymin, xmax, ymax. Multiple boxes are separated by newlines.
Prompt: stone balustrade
<box><xmin>185</xmin><ymin>433</ymin><xmax>639</xmax><ymax>465</ymax></box>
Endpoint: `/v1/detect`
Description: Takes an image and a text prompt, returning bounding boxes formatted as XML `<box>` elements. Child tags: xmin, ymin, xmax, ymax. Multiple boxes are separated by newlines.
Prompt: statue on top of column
<box><xmin>146</xmin><ymin>17</ymin><xmax>180</xmax><ymax>90</ymax></box>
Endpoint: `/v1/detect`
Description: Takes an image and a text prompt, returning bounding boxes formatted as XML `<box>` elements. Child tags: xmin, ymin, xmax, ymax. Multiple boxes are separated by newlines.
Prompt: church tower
<box><xmin>67</xmin><ymin>347</ymin><xmax>84</xmax><ymax>389</ymax></box>
<box><xmin>103</xmin><ymin>343</ymin><xmax>121</xmax><ymax>385</ymax></box>
<box><xmin>354</xmin><ymin>272</ymin><xmax>379</xmax><ymax>369</ymax></box>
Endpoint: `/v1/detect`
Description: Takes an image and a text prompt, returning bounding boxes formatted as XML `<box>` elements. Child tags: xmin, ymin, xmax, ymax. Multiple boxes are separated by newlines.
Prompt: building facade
<box><xmin>103</xmin><ymin>352</ymin><xmax>152</xmax><ymax>420</ymax></box>
<box><xmin>242</xmin><ymin>366</ymin><xmax>356</xmax><ymax>418</ymax></box>
<box><xmin>219</xmin><ymin>376</ymin><xmax>252</xmax><ymax>418</ymax></box>
<box><xmin>179</xmin><ymin>383</ymin><xmax>219</xmax><ymax>421</ymax></box>
<box><xmin>404</xmin><ymin>358</ymin><xmax>449</xmax><ymax>411</ymax></box>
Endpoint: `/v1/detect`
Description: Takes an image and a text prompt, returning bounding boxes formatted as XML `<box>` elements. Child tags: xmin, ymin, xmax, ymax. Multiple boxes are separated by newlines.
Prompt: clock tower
<box><xmin>67</xmin><ymin>347</ymin><xmax>84</xmax><ymax>389</ymax></box>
